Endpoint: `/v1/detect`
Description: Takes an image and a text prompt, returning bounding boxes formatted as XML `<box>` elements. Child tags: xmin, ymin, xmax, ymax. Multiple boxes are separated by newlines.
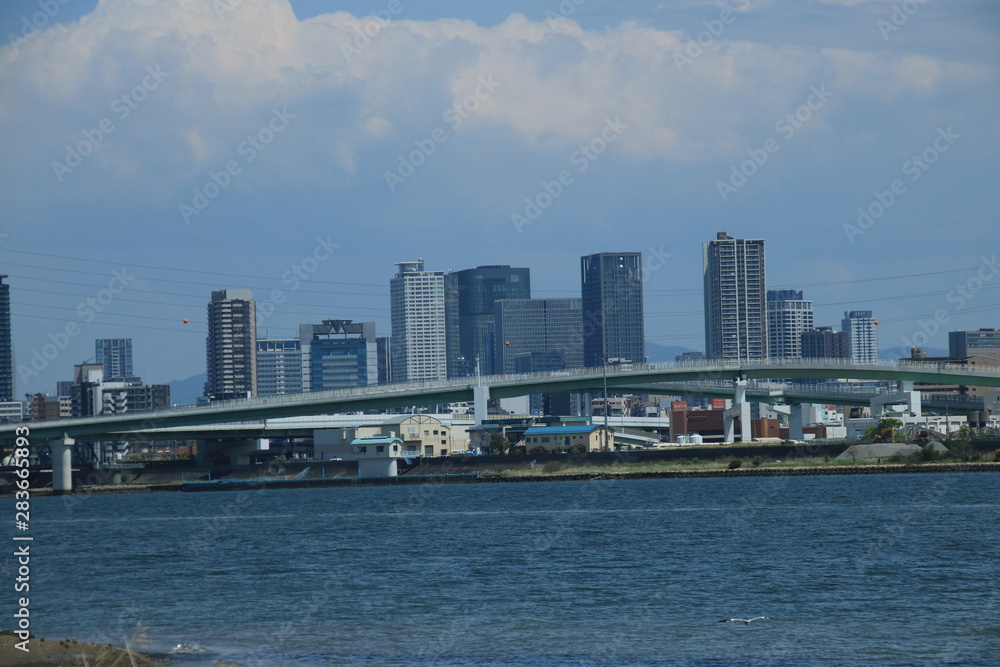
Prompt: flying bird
<box><xmin>719</xmin><ymin>616</ymin><xmax>769</xmax><ymax>625</ymax></box>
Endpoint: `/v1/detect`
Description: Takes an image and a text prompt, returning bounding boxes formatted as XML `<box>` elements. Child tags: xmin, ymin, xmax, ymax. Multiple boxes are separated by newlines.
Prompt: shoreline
<box><xmin>10</xmin><ymin>460</ymin><xmax>1000</xmax><ymax>497</ymax></box>
<box><xmin>0</xmin><ymin>632</ymin><xmax>166</xmax><ymax>665</ymax></box>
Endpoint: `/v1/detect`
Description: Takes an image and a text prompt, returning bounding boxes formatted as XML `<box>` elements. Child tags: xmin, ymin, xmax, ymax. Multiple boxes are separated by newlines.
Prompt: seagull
<box><xmin>719</xmin><ymin>616</ymin><xmax>769</xmax><ymax>625</ymax></box>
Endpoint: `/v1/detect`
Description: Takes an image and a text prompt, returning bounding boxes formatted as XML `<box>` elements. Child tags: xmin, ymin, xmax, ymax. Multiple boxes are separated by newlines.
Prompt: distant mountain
<box><xmin>646</xmin><ymin>342</ymin><xmax>699</xmax><ymax>364</ymax></box>
<box><xmin>168</xmin><ymin>373</ymin><xmax>206</xmax><ymax>406</ymax></box>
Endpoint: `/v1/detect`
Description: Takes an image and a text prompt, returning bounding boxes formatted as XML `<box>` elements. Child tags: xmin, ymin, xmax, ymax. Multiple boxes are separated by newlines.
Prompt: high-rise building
<box><xmin>494</xmin><ymin>298</ymin><xmax>583</xmax><ymax>374</ymax></box>
<box><xmin>0</xmin><ymin>276</ymin><xmax>11</xmax><ymax>402</ymax></box>
<box><xmin>703</xmin><ymin>232</ymin><xmax>767</xmax><ymax>361</ymax></box>
<box><xmin>95</xmin><ymin>338</ymin><xmax>135</xmax><ymax>381</ymax></box>
<box><xmin>445</xmin><ymin>265</ymin><xmax>530</xmax><ymax>377</ymax></box>
<box><xmin>801</xmin><ymin>326</ymin><xmax>850</xmax><ymax>359</ymax></box>
<box><xmin>949</xmin><ymin>328</ymin><xmax>1000</xmax><ymax>362</ymax></box>
<box><xmin>256</xmin><ymin>338</ymin><xmax>303</xmax><ymax>396</ymax></box>
<box><xmin>581</xmin><ymin>252</ymin><xmax>645</xmax><ymax>367</ymax></box>
<box><xmin>766</xmin><ymin>290</ymin><xmax>813</xmax><ymax>359</ymax></box>
<box><xmin>299</xmin><ymin>320</ymin><xmax>378</xmax><ymax>391</ymax></box>
<box><xmin>390</xmin><ymin>260</ymin><xmax>447</xmax><ymax>382</ymax></box>
<box><xmin>841</xmin><ymin>310</ymin><xmax>878</xmax><ymax>363</ymax></box>
<box><xmin>205</xmin><ymin>289</ymin><xmax>257</xmax><ymax>401</ymax></box>
<box><xmin>376</xmin><ymin>336</ymin><xmax>392</xmax><ymax>385</ymax></box>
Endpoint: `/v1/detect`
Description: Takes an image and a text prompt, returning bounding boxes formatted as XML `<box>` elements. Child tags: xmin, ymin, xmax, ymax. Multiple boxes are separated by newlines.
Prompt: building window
<box><xmin>376</xmin><ymin>445</ymin><xmax>385</xmax><ymax>454</ymax></box>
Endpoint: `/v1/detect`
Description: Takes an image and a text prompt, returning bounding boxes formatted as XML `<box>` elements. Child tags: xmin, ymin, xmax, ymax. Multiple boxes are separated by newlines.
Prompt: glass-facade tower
<box><xmin>581</xmin><ymin>252</ymin><xmax>645</xmax><ymax>367</ymax></box>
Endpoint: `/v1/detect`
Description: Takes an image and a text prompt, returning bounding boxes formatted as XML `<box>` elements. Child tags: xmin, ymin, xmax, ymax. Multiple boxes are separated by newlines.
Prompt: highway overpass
<box><xmin>4</xmin><ymin>358</ymin><xmax>998</xmax><ymax>443</ymax></box>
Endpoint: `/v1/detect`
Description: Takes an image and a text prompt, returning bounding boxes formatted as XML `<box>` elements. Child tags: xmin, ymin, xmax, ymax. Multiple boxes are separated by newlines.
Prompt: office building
<box><xmin>445</xmin><ymin>265</ymin><xmax>530</xmax><ymax>377</ymax></box>
<box><xmin>65</xmin><ymin>363</ymin><xmax>169</xmax><ymax>416</ymax></box>
<box><xmin>495</xmin><ymin>298</ymin><xmax>584</xmax><ymax>374</ymax></box>
<box><xmin>256</xmin><ymin>338</ymin><xmax>303</xmax><ymax>396</ymax></box>
<box><xmin>0</xmin><ymin>276</ymin><xmax>11</xmax><ymax>402</ymax></box>
<box><xmin>95</xmin><ymin>338</ymin><xmax>135</xmax><ymax>381</ymax></box>
<box><xmin>390</xmin><ymin>260</ymin><xmax>447</xmax><ymax>382</ymax></box>
<box><xmin>581</xmin><ymin>252</ymin><xmax>645</xmax><ymax>367</ymax></box>
<box><xmin>767</xmin><ymin>290</ymin><xmax>813</xmax><ymax>359</ymax></box>
<box><xmin>842</xmin><ymin>310</ymin><xmax>878</xmax><ymax>363</ymax></box>
<box><xmin>949</xmin><ymin>329</ymin><xmax>1000</xmax><ymax>362</ymax></box>
<box><xmin>376</xmin><ymin>337</ymin><xmax>392</xmax><ymax>385</ymax></box>
<box><xmin>205</xmin><ymin>289</ymin><xmax>257</xmax><ymax>401</ymax></box>
<box><xmin>801</xmin><ymin>326</ymin><xmax>850</xmax><ymax>359</ymax></box>
<box><xmin>301</xmin><ymin>320</ymin><xmax>378</xmax><ymax>391</ymax></box>
<box><xmin>703</xmin><ymin>232</ymin><xmax>767</xmax><ymax>361</ymax></box>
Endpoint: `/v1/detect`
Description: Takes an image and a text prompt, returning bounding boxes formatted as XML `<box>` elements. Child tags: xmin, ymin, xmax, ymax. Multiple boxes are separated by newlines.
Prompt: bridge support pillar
<box><xmin>724</xmin><ymin>380</ymin><xmax>752</xmax><ymax>443</ymax></box>
<box><xmin>788</xmin><ymin>404</ymin><xmax>807</xmax><ymax>440</ymax></box>
<box><xmin>871</xmin><ymin>380</ymin><xmax>922</xmax><ymax>418</ymax></box>
<box><xmin>473</xmin><ymin>385</ymin><xmax>490</xmax><ymax>427</ymax></box>
<box><xmin>50</xmin><ymin>438</ymin><xmax>74</xmax><ymax>494</ymax></box>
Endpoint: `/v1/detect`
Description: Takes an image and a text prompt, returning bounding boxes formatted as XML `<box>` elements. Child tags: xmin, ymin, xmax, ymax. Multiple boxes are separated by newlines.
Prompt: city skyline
<box><xmin>1</xmin><ymin>0</ymin><xmax>997</xmax><ymax>396</ymax></box>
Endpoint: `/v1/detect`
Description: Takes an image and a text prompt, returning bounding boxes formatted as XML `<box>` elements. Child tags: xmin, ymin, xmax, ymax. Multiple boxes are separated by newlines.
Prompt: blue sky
<box><xmin>1</xmin><ymin>0</ymin><xmax>998</xmax><ymax>397</ymax></box>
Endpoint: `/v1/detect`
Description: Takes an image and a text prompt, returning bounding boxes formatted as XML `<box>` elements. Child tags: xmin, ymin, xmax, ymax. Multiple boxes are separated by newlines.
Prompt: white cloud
<box><xmin>0</xmin><ymin>0</ymin><xmax>992</xmax><ymax>199</ymax></box>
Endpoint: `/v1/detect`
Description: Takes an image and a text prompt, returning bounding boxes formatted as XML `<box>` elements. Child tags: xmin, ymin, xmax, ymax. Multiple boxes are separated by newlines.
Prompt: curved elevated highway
<box><xmin>4</xmin><ymin>358</ymin><xmax>999</xmax><ymax>443</ymax></box>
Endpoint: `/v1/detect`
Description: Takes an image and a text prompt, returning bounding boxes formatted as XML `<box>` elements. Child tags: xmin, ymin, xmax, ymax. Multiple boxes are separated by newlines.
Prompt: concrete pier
<box><xmin>50</xmin><ymin>438</ymin><xmax>75</xmax><ymax>494</ymax></box>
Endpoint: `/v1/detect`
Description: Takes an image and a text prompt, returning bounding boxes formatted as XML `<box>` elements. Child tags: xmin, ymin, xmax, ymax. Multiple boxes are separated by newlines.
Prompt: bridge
<box><xmin>5</xmin><ymin>358</ymin><xmax>999</xmax><ymax>491</ymax></box>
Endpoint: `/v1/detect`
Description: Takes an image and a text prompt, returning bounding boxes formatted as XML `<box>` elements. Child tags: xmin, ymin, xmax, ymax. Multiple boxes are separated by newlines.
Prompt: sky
<box><xmin>1</xmin><ymin>0</ymin><xmax>998</xmax><ymax>398</ymax></box>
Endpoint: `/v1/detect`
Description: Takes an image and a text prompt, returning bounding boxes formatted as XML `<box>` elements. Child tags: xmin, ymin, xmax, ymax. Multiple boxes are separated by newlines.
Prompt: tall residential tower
<box><xmin>703</xmin><ymin>232</ymin><xmax>767</xmax><ymax>361</ymax></box>
<box><xmin>841</xmin><ymin>310</ymin><xmax>878</xmax><ymax>363</ymax></box>
<box><xmin>766</xmin><ymin>290</ymin><xmax>813</xmax><ymax>359</ymax></box>
<box><xmin>205</xmin><ymin>289</ymin><xmax>257</xmax><ymax>400</ymax></box>
<box><xmin>390</xmin><ymin>260</ymin><xmax>447</xmax><ymax>382</ymax></box>
<box><xmin>95</xmin><ymin>338</ymin><xmax>135</xmax><ymax>381</ymax></box>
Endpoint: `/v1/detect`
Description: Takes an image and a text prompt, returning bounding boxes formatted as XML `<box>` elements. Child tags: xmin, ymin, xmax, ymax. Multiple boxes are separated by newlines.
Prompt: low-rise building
<box><xmin>349</xmin><ymin>435</ymin><xmax>409</xmax><ymax>478</ymax></box>
<box><xmin>523</xmin><ymin>425</ymin><xmax>614</xmax><ymax>454</ymax></box>
<box><xmin>314</xmin><ymin>414</ymin><xmax>457</xmax><ymax>459</ymax></box>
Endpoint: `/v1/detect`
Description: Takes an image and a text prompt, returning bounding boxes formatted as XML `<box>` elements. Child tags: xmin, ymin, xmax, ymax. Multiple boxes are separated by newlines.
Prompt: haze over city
<box><xmin>1</xmin><ymin>0</ymin><xmax>997</xmax><ymax>397</ymax></box>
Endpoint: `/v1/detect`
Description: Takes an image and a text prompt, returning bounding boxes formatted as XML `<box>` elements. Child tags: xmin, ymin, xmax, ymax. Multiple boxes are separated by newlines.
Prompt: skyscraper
<box><xmin>300</xmin><ymin>319</ymin><xmax>378</xmax><ymax>391</ymax></box>
<box><xmin>445</xmin><ymin>265</ymin><xmax>530</xmax><ymax>377</ymax></box>
<box><xmin>801</xmin><ymin>326</ymin><xmax>850</xmax><ymax>359</ymax></box>
<box><xmin>95</xmin><ymin>338</ymin><xmax>134</xmax><ymax>381</ymax></box>
<box><xmin>494</xmin><ymin>298</ymin><xmax>583</xmax><ymax>374</ymax></box>
<box><xmin>390</xmin><ymin>260</ymin><xmax>447</xmax><ymax>382</ymax></box>
<box><xmin>0</xmin><ymin>276</ymin><xmax>11</xmax><ymax>402</ymax></box>
<box><xmin>703</xmin><ymin>232</ymin><xmax>767</xmax><ymax>361</ymax></box>
<box><xmin>580</xmin><ymin>252</ymin><xmax>645</xmax><ymax>367</ymax></box>
<box><xmin>841</xmin><ymin>310</ymin><xmax>878</xmax><ymax>363</ymax></box>
<box><xmin>766</xmin><ymin>290</ymin><xmax>813</xmax><ymax>359</ymax></box>
<box><xmin>205</xmin><ymin>289</ymin><xmax>257</xmax><ymax>400</ymax></box>
<box><xmin>256</xmin><ymin>338</ymin><xmax>302</xmax><ymax>396</ymax></box>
